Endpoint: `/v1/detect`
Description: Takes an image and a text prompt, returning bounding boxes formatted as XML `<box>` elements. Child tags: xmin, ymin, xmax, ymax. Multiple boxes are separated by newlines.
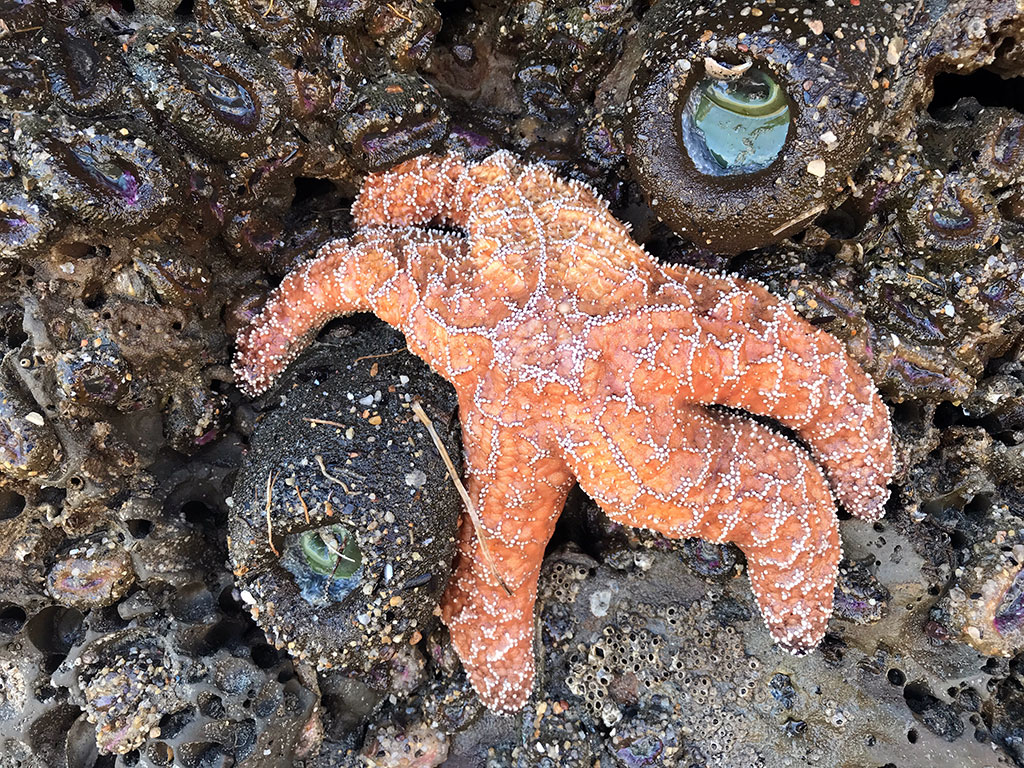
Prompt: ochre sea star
<box><xmin>233</xmin><ymin>151</ymin><xmax>895</xmax><ymax>713</ymax></box>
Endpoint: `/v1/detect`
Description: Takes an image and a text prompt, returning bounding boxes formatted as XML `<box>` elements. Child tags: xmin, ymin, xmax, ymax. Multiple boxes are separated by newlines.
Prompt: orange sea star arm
<box><xmin>440</xmin><ymin>408</ymin><xmax>573</xmax><ymax>713</ymax></box>
<box><xmin>352</xmin><ymin>153</ymin><xmax>472</xmax><ymax>230</ymax></box>
<box><xmin>561</xmin><ymin>403</ymin><xmax>840</xmax><ymax>652</ymax></box>
<box><xmin>584</xmin><ymin>274</ymin><xmax>893</xmax><ymax>522</ymax></box>
<box><xmin>233</xmin><ymin>229</ymin><xmax>469</xmax><ymax>395</ymax></box>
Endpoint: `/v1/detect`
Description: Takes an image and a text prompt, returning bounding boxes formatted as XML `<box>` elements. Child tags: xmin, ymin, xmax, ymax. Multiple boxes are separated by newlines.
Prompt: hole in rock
<box><xmin>930</xmin><ymin>70</ymin><xmax>1024</xmax><ymax>114</ymax></box>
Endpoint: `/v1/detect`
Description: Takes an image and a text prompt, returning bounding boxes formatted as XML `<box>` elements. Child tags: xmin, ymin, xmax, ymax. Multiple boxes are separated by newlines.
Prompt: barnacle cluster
<box><xmin>0</xmin><ymin>0</ymin><xmax>1023</xmax><ymax>763</ymax></box>
<box><xmin>0</xmin><ymin>472</ymin><xmax>321</xmax><ymax>766</ymax></box>
<box><xmin>563</xmin><ymin>593</ymin><xmax>769</xmax><ymax>765</ymax></box>
<box><xmin>527</xmin><ymin>543</ymin><xmax>1021</xmax><ymax>766</ymax></box>
<box><xmin>898</xmin><ymin>388</ymin><xmax>1024</xmax><ymax>659</ymax></box>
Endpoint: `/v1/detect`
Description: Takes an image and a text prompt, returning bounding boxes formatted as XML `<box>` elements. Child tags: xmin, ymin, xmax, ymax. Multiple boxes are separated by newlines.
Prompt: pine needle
<box><xmin>410</xmin><ymin>400</ymin><xmax>512</xmax><ymax>597</ymax></box>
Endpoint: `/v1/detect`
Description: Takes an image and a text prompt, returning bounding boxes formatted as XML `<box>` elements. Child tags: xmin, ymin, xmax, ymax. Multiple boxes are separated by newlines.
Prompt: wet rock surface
<box><xmin>0</xmin><ymin>0</ymin><xmax>1023</xmax><ymax>764</ymax></box>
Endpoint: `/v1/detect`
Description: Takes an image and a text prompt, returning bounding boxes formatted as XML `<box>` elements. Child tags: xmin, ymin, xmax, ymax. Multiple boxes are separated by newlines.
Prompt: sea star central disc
<box><xmin>234</xmin><ymin>151</ymin><xmax>895</xmax><ymax>713</ymax></box>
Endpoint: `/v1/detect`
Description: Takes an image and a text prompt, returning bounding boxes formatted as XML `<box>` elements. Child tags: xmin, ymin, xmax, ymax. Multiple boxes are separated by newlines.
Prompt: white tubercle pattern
<box><xmin>234</xmin><ymin>151</ymin><xmax>895</xmax><ymax>713</ymax></box>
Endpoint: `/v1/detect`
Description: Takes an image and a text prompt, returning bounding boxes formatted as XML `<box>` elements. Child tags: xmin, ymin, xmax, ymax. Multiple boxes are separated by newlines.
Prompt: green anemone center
<box><xmin>299</xmin><ymin>524</ymin><xmax>362</xmax><ymax>578</ymax></box>
<box><xmin>681</xmin><ymin>67</ymin><xmax>791</xmax><ymax>176</ymax></box>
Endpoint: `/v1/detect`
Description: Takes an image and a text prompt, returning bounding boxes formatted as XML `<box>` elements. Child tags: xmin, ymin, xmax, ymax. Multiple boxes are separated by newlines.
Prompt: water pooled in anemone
<box><xmin>281</xmin><ymin>523</ymin><xmax>363</xmax><ymax>605</ymax></box>
<box><xmin>681</xmin><ymin>68</ymin><xmax>791</xmax><ymax>176</ymax></box>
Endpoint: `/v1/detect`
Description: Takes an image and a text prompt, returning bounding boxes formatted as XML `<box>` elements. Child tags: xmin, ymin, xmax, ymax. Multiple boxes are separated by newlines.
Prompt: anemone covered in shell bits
<box><xmin>894</xmin><ymin>169</ymin><xmax>1001</xmax><ymax>259</ymax></box>
<box><xmin>230</xmin><ymin>322</ymin><xmax>461</xmax><ymax>672</ymax></box>
<box><xmin>0</xmin><ymin>43</ymin><xmax>50</xmax><ymax>113</ymax></box>
<box><xmin>0</xmin><ymin>180</ymin><xmax>55</xmax><ymax>260</ymax></box>
<box><xmin>339</xmin><ymin>73</ymin><xmax>450</xmax><ymax>171</ymax></box>
<box><xmin>0</xmin><ymin>371</ymin><xmax>61</xmax><ymax>480</ymax></box>
<box><xmin>46</xmin><ymin>530</ymin><xmax>136</xmax><ymax>609</ymax></box>
<box><xmin>63</xmin><ymin>628</ymin><xmax>186</xmax><ymax>755</ymax></box>
<box><xmin>194</xmin><ymin>0</ymin><xmax>312</xmax><ymax>50</ymax></box>
<box><xmin>623</xmin><ymin>0</ymin><xmax>890</xmax><ymax>254</ymax></box>
<box><xmin>42</xmin><ymin>21</ymin><xmax>126</xmax><ymax>117</ymax></box>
